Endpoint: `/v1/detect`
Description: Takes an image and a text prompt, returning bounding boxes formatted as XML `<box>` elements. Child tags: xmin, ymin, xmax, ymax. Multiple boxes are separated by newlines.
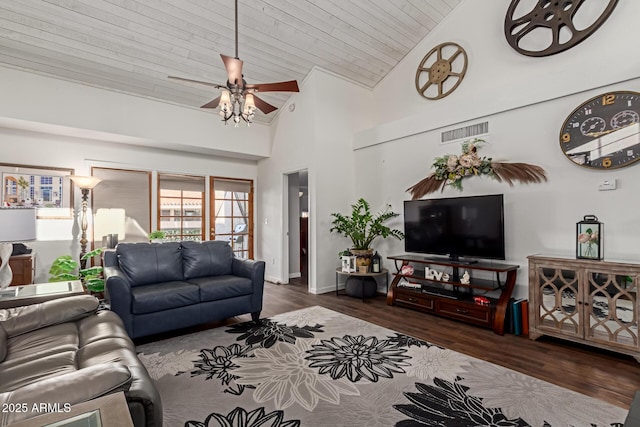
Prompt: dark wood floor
<box><xmin>260</xmin><ymin>280</ymin><xmax>640</xmax><ymax>410</ymax></box>
<box><xmin>136</xmin><ymin>279</ymin><xmax>640</xmax><ymax>410</ymax></box>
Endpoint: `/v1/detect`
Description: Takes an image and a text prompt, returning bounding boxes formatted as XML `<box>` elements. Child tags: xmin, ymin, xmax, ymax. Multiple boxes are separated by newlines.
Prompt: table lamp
<box><xmin>69</xmin><ymin>175</ymin><xmax>103</xmax><ymax>269</ymax></box>
<box><xmin>0</xmin><ymin>207</ymin><xmax>37</xmax><ymax>289</ymax></box>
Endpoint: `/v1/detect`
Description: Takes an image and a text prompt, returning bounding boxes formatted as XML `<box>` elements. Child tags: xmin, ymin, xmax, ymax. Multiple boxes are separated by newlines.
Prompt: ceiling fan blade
<box><xmin>168</xmin><ymin>76</ymin><xmax>223</xmax><ymax>88</ymax></box>
<box><xmin>253</xmin><ymin>95</ymin><xmax>278</xmax><ymax>114</ymax></box>
<box><xmin>201</xmin><ymin>96</ymin><xmax>221</xmax><ymax>109</ymax></box>
<box><xmin>220</xmin><ymin>54</ymin><xmax>243</xmax><ymax>85</ymax></box>
<box><xmin>246</xmin><ymin>80</ymin><xmax>299</xmax><ymax>93</ymax></box>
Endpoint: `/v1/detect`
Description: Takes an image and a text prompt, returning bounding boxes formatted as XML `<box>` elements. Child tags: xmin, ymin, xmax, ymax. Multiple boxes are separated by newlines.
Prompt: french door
<box><xmin>210</xmin><ymin>177</ymin><xmax>253</xmax><ymax>259</ymax></box>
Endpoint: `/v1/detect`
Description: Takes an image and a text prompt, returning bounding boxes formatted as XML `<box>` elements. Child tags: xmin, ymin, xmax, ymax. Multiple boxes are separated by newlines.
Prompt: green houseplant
<box><xmin>330</xmin><ymin>198</ymin><xmax>404</xmax><ymax>255</ymax></box>
<box><xmin>49</xmin><ymin>247</ymin><xmax>105</xmax><ymax>293</ymax></box>
<box><xmin>148</xmin><ymin>230</ymin><xmax>167</xmax><ymax>241</ymax></box>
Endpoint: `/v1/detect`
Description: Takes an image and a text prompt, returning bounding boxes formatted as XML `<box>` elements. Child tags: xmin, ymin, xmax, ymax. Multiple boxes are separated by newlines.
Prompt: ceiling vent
<box><xmin>440</xmin><ymin>121</ymin><xmax>489</xmax><ymax>144</ymax></box>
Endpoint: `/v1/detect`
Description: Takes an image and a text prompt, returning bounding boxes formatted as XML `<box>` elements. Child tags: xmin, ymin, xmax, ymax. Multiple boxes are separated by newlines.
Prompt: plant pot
<box><xmin>350</xmin><ymin>248</ymin><xmax>373</xmax><ymax>267</ymax></box>
<box><xmin>345</xmin><ymin>278</ymin><xmax>377</xmax><ymax>298</ymax></box>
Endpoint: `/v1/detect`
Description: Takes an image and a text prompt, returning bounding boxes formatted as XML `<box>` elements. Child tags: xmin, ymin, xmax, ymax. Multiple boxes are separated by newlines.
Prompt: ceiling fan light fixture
<box><xmin>168</xmin><ymin>0</ymin><xmax>299</xmax><ymax>127</ymax></box>
<box><xmin>219</xmin><ymin>90</ymin><xmax>231</xmax><ymax>113</ymax></box>
<box><xmin>243</xmin><ymin>93</ymin><xmax>256</xmax><ymax>114</ymax></box>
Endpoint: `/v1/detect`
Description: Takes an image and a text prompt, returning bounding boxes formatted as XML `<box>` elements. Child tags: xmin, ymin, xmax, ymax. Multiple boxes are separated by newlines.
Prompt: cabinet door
<box><xmin>534</xmin><ymin>266</ymin><xmax>582</xmax><ymax>338</ymax></box>
<box><xmin>585</xmin><ymin>270</ymin><xmax>639</xmax><ymax>351</ymax></box>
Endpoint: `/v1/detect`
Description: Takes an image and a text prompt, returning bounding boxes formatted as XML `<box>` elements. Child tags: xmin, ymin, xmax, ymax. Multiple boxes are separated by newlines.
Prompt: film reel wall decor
<box><xmin>415</xmin><ymin>42</ymin><xmax>468</xmax><ymax>100</ymax></box>
<box><xmin>504</xmin><ymin>0</ymin><xmax>619</xmax><ymax>57</ymax></box>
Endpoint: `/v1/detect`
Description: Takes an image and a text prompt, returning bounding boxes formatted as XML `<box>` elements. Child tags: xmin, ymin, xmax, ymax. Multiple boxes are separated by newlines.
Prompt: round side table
<box><xmin>335</xmin><ymin>268</ymin><xmax>388</xmax><ymax>302</ymax></box>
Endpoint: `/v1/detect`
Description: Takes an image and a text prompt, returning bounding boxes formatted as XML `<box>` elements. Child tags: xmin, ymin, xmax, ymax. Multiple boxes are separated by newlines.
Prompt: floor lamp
<box><xmin>69</xmin><ymin>176</ymin><xmax>103</xmax><ymax>269</ymax></box>
<box><xmin>0</xmin><ymin>207</ymin><xmax>37</xmax><ymax>289</ymax></box>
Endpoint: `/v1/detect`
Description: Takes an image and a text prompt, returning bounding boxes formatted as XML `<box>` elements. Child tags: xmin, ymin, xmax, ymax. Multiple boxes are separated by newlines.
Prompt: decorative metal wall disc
<box><xmin>415</xmin><ymin>42</ymin><xmax>468</xmax><ymax>100</ymax></box>
<box><xmin>504</xmin><ymin>0</ymin><xmax>618</xmax><ymax>57</ymax></box>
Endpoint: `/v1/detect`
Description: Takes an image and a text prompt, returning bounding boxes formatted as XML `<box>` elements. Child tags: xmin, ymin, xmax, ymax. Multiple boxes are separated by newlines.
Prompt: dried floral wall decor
<box><xmin>406</xmin><ymin>139</ymin><xmax>547</xmax><ymax>200</ymax></box>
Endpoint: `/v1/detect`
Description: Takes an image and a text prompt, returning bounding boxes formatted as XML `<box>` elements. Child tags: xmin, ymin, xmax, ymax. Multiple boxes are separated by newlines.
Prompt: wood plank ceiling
<box><xmin>0</xmin><ymin>0</ymin><xmax>461</xmax><ymax>124</ymax></box>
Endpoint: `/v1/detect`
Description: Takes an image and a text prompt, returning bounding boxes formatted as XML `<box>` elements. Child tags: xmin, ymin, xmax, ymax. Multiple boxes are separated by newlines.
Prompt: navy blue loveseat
<box><xmin>104</xmin><ymin>241</ymin><xmax>265</xmax><ymax>339</ymax></box>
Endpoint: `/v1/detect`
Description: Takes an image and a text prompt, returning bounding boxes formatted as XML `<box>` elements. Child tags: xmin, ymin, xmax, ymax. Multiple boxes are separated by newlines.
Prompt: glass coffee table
<box><xmin>0</xmin><ymin>280</ymin><xmax>85</xmax><ymax>309</ymax></box>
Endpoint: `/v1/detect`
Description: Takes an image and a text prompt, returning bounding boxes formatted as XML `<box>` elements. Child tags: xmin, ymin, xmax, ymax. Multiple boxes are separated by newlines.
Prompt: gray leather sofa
<box><xmin>0</xmin><ymin>295</ymin><xmax>162</xmax><ymax>426</ymax></box>
<box><xmin>104</xmin><ymin>241</ymin><xmax>265</xmax><ymax>339</ymax></box>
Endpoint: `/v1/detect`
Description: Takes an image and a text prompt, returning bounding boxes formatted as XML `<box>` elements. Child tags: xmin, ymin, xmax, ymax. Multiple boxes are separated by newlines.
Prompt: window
<box><xmin>158</xmin><ymin>174</ymin><xmax>205</xmax><ymax>241</ymax></box>
<box><xmin>211</xmin><ymin>178</ymin><xmax>253</xmax><ymax>259</ymax></box>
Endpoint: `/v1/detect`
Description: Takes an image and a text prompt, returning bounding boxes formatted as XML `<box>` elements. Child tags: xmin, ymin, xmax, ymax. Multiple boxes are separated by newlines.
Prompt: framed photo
<box><xmin>341</xmin><ymin>255</ymin><xmax>356</xmax><ymax>273</ymax></box>
<box><xmin>1</xmin><ymin>163</ymin><xmax>74</xmax><ymax>218</ymax></box>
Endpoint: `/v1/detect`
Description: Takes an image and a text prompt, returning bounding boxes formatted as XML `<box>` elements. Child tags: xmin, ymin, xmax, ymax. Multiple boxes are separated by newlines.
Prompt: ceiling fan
<box><xmin>168</xmin><ymin>0</ymin><xmax>299</xmax><ymax>126</ymax></box>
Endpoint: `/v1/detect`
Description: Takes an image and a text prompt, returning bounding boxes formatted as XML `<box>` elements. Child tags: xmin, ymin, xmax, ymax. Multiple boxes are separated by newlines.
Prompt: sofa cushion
<box><xmin>77</xmin><ymin>339</ymin><xmax>148</xmax><ymax>369</ymax></box>
<box><xmin>188</xmin><ymin>275</ymin><xmax>253</xmax><ymax>302</ymax></box>
<box><xmin>0</xmin><ymin>296</ymin><xmax>99</xmax><ymax>338</ymax></box>
<box><xmin>131</xmin><ymin>281</ymin><xmax>200</xmax><ymax>314</ymax></box>
<box><xmin>0</xmin><ymin>350</ymin><xmax>76</xmax><ymax>392</ymax></box>
<box><xmin>2</xmin><ymin>323</ymin><xmax>79</xmax><ymax>370</ymax></box>
<box><xmin>0</xmin><ymin>324</ymin><xmax>6</xmax><ymax>362</ymax></box>
<box><xmin>77</xmin><ymin>310</ymin><xmax>135</xmax><ymax>348</ymax></box>
<box><xmin>182</xmin><ymin>241</ymin><xmax>233</xmax><ymax>279</ymax></box>
<box><xmin>117</xmin><ymin>242</ymin><xmax>184</xmax><ymax>286</ymax></box>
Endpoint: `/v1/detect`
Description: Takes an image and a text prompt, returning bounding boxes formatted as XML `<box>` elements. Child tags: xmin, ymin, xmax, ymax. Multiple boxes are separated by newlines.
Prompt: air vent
<box><xmin>441</xmin><ymin>121</ymin><xmax>489</xmax><ymax>144</ymax></box>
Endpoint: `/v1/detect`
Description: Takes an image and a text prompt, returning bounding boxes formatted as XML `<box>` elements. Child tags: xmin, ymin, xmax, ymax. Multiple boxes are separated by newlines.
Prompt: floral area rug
<box><xmin>136</xmin><ymin>306</ymin><xmax>627</xmax><ymax>427</ymax></box>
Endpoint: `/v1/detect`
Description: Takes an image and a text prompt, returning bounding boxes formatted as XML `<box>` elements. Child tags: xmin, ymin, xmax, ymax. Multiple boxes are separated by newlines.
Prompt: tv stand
<box><xmin>387</xmin><ymin>254</ymin><xmax>519</xmax><ymax>335</ymax></box>
<box><xmin>446</xmin><ymin>255</ymin><xmax>478</xmax><ymax>265</ymax></box>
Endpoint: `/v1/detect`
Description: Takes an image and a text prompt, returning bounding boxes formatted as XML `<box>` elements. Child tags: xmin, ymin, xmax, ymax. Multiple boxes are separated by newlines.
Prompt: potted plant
<box><xmin>148</xmin><ymin>230</ymin><xmax>167</xmax><ymax>243</ymax></box>
<box><xmin>49</xmin><ymin>247</ymin><xmax>105</xmax><ymax>294</ymax></box>
<box><xmin>330</xmin><ymin>198</ymin><xmax>404</xmax><ymax>269</ymax></box>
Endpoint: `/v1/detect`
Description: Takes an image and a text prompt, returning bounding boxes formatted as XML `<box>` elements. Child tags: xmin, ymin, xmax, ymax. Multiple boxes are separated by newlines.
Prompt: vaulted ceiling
<box><xmin>0</xmin><ymin>0</ymin><xmax>461</xmax><ymax>124</ymax></box>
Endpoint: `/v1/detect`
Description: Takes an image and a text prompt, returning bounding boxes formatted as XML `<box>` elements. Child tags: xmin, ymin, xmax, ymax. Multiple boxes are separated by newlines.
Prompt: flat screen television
<box><xmin>404</xmin><ymin>194</ymin><xmax>505</xmax><ymax>261</ymax></box>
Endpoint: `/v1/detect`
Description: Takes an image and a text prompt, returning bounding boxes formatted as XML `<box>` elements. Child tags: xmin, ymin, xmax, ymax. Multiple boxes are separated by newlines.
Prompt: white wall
<box><xmin>2</xmin><ymin>128</ymin><xmax>257</xmax><ymax>283</ymax></box>
<box><xmin>257</xmin><ymin>72</ymin><xmax>318</xmax><ymax>285</ymax></box>
<box><xmin>257</xmin><ymin>68</ymin><xmax>373</xmax><ymax>292</ymax></box>
<box><xmin>356</xmin><ymin>0</ymin><xmax>640</xmax><ymax>149</ymax></box>
<box><xmin>353</xmin><ymin>0</ymin><xmax>640</xmax><ymax>297</ymax></box>
<box><xmin>0</xmin><ymin>67</ymin><xmax>271</xmax><ymax>160</ymax></box>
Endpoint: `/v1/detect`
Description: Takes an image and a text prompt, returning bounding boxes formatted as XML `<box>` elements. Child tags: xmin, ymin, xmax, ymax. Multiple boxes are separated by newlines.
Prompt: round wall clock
<box><xmin>559</xmin><ymin>91</ymin><xmax>640</xmax><ymax>169</ymax></box>
<box><xmin>504</xmin><ymin>0</ymin><xmax>619</xmax><ymax>57</ymax></box>
<box><xmin>415</xmin><ymin>42</ymin><xmax>467</xmax><ymax>100</ymax></box>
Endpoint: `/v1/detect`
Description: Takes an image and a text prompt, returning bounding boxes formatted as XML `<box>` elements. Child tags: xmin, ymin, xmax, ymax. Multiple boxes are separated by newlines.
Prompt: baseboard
<box><xmin>265</xmin><ymin>275</ymin><xmax>284</xmax><ymax>285</ymax></box>
<box><xmin>289</xmin><ymin>272</ymin><xmax>301</xmax><ymax>279</ymax></box>
<box><xmin>312</xmin><ymin>283</ymin><xmax>339</xmax><ymax>294</ymax></box>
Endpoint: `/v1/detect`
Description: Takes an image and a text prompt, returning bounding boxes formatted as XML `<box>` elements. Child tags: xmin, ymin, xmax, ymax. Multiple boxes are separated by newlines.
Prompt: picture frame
<box><xmin>341</xmin><ymin>255</ymin><xmax>357</xmax><ymax>273</ymax></box>
<box><xmin>1</xmin><ymin>163</ymin><xmax>74</xmax><ymax>219</ymax></box>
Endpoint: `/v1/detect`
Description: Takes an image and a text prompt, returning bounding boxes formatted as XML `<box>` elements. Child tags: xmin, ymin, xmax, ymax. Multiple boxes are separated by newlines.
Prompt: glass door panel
<box><xmin>537</xmin><ymin>267</ymin><xmax>580</xmax><ymax>337</ymax></box>
<box><xmin>210</xmin><ymin>178</ymin><xmax>253</xmax><ymax>259</ymax></box>
<box><xmin>587</xmin><ymin>271</ymin><xmax>638</xmax><ymax>348</ymax></box>
<box><xmin>158</xmin><ymin>174</ymin><xmax>205</xmax><ymax>241</ymax></box>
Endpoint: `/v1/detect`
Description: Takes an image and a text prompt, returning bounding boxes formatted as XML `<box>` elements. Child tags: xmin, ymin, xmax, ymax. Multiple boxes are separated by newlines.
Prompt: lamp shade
<box><xmin>243</xmin><ymin>93</ymin><xmax>255</xmax><ymax>114</ymax></box>
<box><xmin>69</xmin><ymin>175</ymin><xmax>103</xmax><ymax>190</ymax></box>
<box><xmin>0</xmin><ymin>208</ymin><xmax>37</xmax><ymax>242</ymax></box>
<box><xmin>219</xmin><ymin>90</ymin><xmax>231</xmax><ymax>111</ymax></box>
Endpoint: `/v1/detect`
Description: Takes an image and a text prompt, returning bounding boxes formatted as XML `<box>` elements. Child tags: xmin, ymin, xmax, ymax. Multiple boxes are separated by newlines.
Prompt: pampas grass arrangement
<box><xmin>407</xmin><ymin>138</ymin><xmax>547</xmax><ymax>200</ymax></box>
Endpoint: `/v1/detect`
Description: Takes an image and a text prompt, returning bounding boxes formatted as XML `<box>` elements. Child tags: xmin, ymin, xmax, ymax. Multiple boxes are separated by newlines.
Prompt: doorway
<box><xmin>286</xmin><ymin>170</ymin><xmax>308</xmax><ymax>286</ymax></box>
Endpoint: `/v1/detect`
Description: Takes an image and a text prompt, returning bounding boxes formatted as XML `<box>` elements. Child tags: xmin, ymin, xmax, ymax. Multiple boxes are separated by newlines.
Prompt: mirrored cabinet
<box><xmin>528</xmin><ymin>255</ymin><xmax>640</xmax><ymax>361</ymax></box>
